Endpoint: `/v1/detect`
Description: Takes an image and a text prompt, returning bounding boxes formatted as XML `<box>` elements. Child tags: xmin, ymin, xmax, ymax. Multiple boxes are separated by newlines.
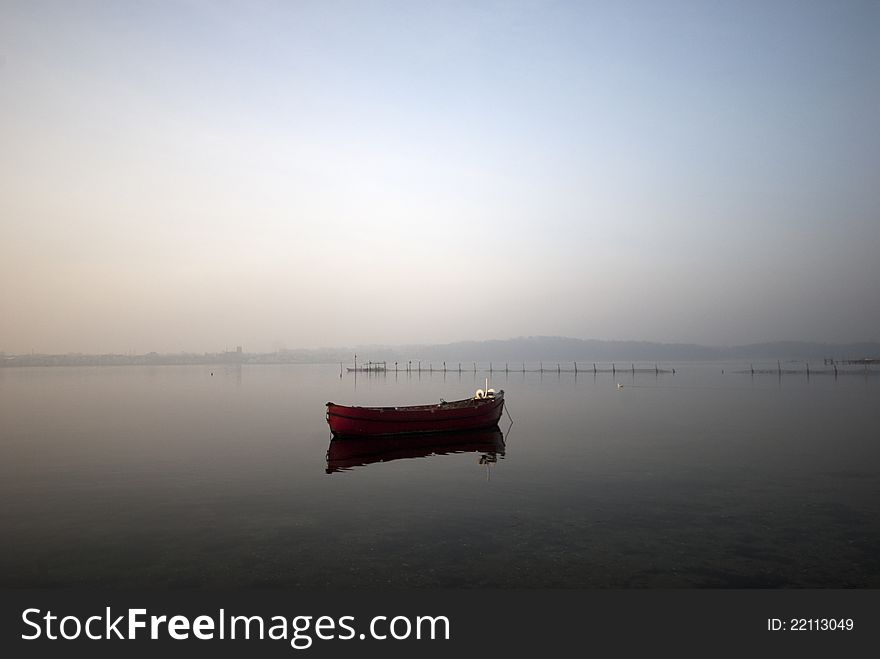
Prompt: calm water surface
<box><xmin>1</xmin><ymin>363</ymin><xmax>878</xmax><ymax>587</ymax></box>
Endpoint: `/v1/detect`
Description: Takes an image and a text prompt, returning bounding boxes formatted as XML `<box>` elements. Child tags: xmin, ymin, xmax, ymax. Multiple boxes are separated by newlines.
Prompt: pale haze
<box><xmin>1</xmin><ymin>0</ymin><xmax>878</xmax><ymax>354</ymax></box>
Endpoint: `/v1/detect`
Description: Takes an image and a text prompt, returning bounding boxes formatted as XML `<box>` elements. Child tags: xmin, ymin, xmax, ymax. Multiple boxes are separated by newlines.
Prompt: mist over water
<box><xmin>2</xmin><ymin>363</ymin><xmax>877</xmax><ymax>587</ymax></box>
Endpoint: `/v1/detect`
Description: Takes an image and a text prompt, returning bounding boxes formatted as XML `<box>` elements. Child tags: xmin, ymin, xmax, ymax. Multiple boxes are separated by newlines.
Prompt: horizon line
<box><xmin>4</xmin><ymin>335</ymin><xmax>880</xmax><ymax>358</ymax></box>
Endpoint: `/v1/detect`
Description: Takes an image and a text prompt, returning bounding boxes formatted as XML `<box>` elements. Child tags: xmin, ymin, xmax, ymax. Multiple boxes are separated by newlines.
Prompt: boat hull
<box><xmin>326</xmin><ymin>391</ymin><xmax>504</xmax><ymax>437</ymax></box>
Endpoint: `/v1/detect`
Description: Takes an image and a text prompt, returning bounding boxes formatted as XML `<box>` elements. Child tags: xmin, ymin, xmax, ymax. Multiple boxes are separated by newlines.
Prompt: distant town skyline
<box><xmin>2</xmin><ymin>1</ymin><xmax>878</xmax><ymax>354</ymax></box>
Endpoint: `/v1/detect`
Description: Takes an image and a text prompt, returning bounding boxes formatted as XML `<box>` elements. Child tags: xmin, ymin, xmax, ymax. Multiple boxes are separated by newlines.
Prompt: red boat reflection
<box><xmin>325</xmin><ymin>427</ymin><xmax>505</xmax><ymax>474</ymax></box>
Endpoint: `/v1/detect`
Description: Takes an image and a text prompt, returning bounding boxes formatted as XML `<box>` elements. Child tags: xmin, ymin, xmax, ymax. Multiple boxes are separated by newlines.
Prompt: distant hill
<box><xmin>391</xmin><ymin>337</ymin><xmax>880</xmax><ymax>362</ymax></box>
<box><xmin>290</xmin><ymin>336</ymin><xmax>880</xmax><ymax>363</ymax></box>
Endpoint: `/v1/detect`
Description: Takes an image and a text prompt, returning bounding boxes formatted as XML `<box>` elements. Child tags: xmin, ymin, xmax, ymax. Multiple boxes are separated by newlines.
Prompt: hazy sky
<box><xmin>1</xmin><ymin>0</ymin><xmax>878</xmax><ymax>353</ymax></box>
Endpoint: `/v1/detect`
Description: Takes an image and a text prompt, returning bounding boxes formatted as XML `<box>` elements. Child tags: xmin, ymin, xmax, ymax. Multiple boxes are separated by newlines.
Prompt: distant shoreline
<box><xmin>3</xmin><ymin>337</ymin><xmax>879</xmax><ymax>367</ymax></box>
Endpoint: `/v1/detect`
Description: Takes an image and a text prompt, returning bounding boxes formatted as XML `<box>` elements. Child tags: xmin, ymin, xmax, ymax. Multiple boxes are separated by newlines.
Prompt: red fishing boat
<box><xmin>326</xmin><ymin>388</ymin><xmax>505</xmax><ymax>437</ymax></box>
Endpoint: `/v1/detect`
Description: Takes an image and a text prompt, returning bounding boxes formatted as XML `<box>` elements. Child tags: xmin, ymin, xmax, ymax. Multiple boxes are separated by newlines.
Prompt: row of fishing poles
<box><xmin>343</xmin><ymin>358</ymin><xmax>876</xmax><ymax>378</ymax></box>
<box><xmin>343</xmin><ymin>358</ymin><xmax>673</xmax><ymax>376</ymax></box>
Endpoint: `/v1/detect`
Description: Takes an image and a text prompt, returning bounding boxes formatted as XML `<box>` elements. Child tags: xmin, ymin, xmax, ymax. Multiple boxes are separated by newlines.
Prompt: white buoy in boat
<box><xmin>487</xmin><ymin>388</ymin><xmax>496</xmax><ymax>397</ymax></box>
<box><xmin>475</xmin><ymin>389</ymin><xmax>485</xmax><ymax>399</ymax></box>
